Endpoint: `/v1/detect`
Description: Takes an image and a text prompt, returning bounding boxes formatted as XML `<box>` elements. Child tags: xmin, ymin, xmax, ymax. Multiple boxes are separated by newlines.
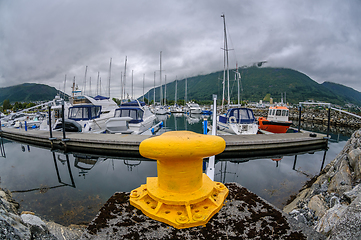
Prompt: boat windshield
<box><xmin>115</xmin><ymin>108</ymin><xmax>144</xmax><ymax>123</ymax></box>
<box><xmin>68</xmin><ymin>105</ymin><xmax>102</xmax><ymax>120</ymax></box>
<box><xmin>227</xmin><ymin>108</ymin><xmax>255</xmax><ymax>123</ymax></box>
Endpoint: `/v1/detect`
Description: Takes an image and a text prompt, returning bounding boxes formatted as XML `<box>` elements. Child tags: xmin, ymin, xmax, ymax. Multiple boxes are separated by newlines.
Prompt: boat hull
<box><xmin>258</xmin><ymin>117</ymin><xmax>292</xmax><ymax>134</ymax></box>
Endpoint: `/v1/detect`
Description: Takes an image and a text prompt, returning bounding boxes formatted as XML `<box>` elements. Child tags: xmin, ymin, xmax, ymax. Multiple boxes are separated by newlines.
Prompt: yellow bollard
<box><xmin>130</xmin><ymin>131</ymin><xmax>228</xmax><ymax>229</ymax></box>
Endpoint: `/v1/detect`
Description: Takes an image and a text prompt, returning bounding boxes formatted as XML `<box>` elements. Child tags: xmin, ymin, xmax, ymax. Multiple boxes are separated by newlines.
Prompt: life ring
<box><xmin>229</xmin><ymin>116</ymin><xmax>237</xmax><ymax>123</ymax></box>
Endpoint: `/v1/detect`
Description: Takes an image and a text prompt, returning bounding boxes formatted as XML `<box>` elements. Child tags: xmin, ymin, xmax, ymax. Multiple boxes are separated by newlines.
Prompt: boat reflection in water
<box><xmin>0</xmin><ymin>115</ymin><xmax>350</xmax><ymax>226</ymax></box>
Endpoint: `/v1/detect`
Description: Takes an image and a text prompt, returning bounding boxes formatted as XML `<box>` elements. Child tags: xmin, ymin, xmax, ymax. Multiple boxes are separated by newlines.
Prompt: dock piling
<box><xmin>61</xmin><ymin>100</ymin><xmax>69</xmax><ymax>142</ymax></box>
<box><xmin>48</xmin><ymin>104</ymin><xmax>56</xmax><ymax>141</ymax></box>
<box><xmin>298</xmin><ymin>105</ymin><xmax>302</xmax><ymax>132</ymax></box>
<box><xmin>327</xmin><ymin>107</ymin><xmax>331</xmax><ymax>138</ymax></box>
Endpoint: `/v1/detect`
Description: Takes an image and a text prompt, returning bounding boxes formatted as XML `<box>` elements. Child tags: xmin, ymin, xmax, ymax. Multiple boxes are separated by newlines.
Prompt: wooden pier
<box><xmin>0</xmin><ymin>128</ymin><xmax>328</xmax><ymax>159</ymax></box>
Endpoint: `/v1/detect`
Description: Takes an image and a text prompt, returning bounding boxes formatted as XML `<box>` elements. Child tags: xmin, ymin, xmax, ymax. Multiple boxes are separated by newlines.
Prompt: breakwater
<box><xmin>283</xmin><ymin>128</ymin><xmax>361</xmax><ymax>239</ymax></box>
<box><xmin>253</xmin><ymin>108</ymin><xmax>361</xmax><ymax>134</ymax></box>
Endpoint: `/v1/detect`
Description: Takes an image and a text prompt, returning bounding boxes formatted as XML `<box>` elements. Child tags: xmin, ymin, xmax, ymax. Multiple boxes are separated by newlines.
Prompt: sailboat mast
<box><xmin>120</xmin><ymin>72</ymin><xmax>122</xmax><ymax>101</ymax></box>
<box><xmin>175</xmin><ymin>78</ymin><xmax>177</xmax><ymax>105</ymax></box>
<box><xmin>159</xmin><ymin>51</ymin><xmax>163</xmax><ymax>106</ymax></box>
<box><xmin>99</xmin><ymin>77</ymin><xmax>102</xmax><ymax>95</ymax></box>
<box><xmin>165</xmin><ymin>75</ymin><xmax>167</xmax><ymax>105</ymax></box>
<box><xmin>63</xmin><ymin>74</ymin><xmax>67</xmax><ymax>98</ymax></box>
<box><xmin>236</xmin><ymin>63</ymin><xmax>240</xmax><ymax>107</ymax></box>
<box><xmin>89</xmin><ymin>76</ymin><xmax>92</xmax><ymax>96</ymax></box>
<box><xmin>221</xmin><ymin>14</ymin><xmax>230</xmax><ymax>107</ymax></box>
<box><xmin>123</xmin><ymin>56</ymin><xmax>127</xmax><ymax>100</ymax></box>
<box><xmin>83</xmin><ymin>66</ymin><xmax>88</xmax><ymax>95</ymax></box>
<box><xmin>185</xmin><ymin>78</ymin><xmax>187</xmax><ymax>104</ymax></box>
<box><xmin>143</xmin><ymin>74</ymin><xmax>145</xmax><ymax>102</ymax></box>
<box><xmin>131</xmin><ymin>70</ymin><xmax>134</xmax><ymax>100</ymax></box>
<box><xmin>153</xmin><ymin>71</ymin><xmax>156</xmax><ymax>104</ymax></box>
<box><xmin>108</xmin><ymin>58</ymin><xmax>112</xmax><ymax>98</ymax></box>
<box><xmin>96</xmin><ymin>72</ymin><xmax>100</xmax><ymax>96</ymax></box>
<box><xmin>72</xmin><ymin>76</ymin><xmax>76</xmax><ymax>97</ymax></box>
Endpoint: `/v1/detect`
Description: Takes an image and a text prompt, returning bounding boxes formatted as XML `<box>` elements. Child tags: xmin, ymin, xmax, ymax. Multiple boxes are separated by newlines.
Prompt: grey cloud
<box><xmin>1</xmin><ymin>0</ymin><xmax>361</xmax><ymax>99</ymax></box>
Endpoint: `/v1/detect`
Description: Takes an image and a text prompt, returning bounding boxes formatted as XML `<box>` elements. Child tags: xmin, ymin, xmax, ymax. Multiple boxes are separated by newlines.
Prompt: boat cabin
<box><xmin>267</xmin><ymin>106</ymin><xmax>289</xmax><ymax>122</ymax></box>
<box><xmin>114</xmin><ymin>101</ymin><xmax>145</xmax><ymax>124</ymax></box>
<box><xmin>219</xmin><ymin>108</ymin><xmax>256</xmax><ymax>124</ymax></box>
<box><xmin>68</xmin><ymin>105</ymin><xmax>102</xmax><ymax>121</ymax></box>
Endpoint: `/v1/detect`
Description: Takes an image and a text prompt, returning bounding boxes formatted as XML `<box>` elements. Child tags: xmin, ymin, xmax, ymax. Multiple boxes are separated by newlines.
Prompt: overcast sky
<box><xmin>1</xmin><ymin>0</ymin><xmax>361</xmax><ymax>99</ymax></box>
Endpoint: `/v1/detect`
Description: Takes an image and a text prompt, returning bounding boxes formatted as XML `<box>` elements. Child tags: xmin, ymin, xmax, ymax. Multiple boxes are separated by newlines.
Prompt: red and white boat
<box><xmin>258</xmin><ymin>106</ymin><xmax>292</xmax><ymax>133</ymax></box>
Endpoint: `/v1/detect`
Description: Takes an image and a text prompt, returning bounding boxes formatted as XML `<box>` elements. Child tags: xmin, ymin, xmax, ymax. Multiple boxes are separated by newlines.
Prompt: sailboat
<box><xmin>153</xmin><ymin>51</ymin><xmax>168</xmax><ymax>115</ymax></box>
<box><xmin>170</xmin><ymin>78</ymin><xmax>184</xmax><ymax>114</ymax></box>
<box><xmin>216</xmin><ymin>14</ymin><xmax>258</xmax><ymax>135</ymax></box>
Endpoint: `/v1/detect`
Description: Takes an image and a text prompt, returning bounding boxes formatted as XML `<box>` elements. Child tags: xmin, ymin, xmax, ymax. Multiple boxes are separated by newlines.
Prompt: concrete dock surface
<box><xmin>1</xmin><ymin>128</ymin><xmax>328</xmax><ymax>158</ymax></box>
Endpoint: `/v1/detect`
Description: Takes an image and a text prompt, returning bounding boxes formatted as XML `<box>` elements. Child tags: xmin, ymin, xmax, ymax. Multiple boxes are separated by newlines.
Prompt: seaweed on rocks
<box><xmin>81</xmin><ymin>183</ymin><xmax>323</xmax><ymax>239</ymax></box>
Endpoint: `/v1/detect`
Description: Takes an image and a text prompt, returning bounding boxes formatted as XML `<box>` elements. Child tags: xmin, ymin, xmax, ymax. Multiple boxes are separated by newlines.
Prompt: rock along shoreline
<box><xmin>283</xmin><ymin>128</ymin><xmax>361</xmax><ymax>239</ymax></box>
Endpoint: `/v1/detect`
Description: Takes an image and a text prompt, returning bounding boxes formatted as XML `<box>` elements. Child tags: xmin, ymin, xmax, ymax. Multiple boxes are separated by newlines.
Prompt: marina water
<box><xmin>0</xmin><ymin>114</ymin><xmax>350</xmax><ymax>226</ymax></box>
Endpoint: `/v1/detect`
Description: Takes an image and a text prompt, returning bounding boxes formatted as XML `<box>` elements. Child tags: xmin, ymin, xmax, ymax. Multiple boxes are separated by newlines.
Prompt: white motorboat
<box><xmin>106</xmin><ymin>100</ymin><xmax>160</xmax><ymax>134</ymax></box>
<box><xmin>186</xmin><ymin>102</ymin><xmax>202</xmax><ymax>114</ymax></box>
<box><xmin>217</xmin><ymin>107</ymin><xmax>259</xmax><ymax>135</ymax></box>
<box><xmin>53</xmin><ymin>95</ymin><xmax>118</xmax><ymax>133</ymax></box>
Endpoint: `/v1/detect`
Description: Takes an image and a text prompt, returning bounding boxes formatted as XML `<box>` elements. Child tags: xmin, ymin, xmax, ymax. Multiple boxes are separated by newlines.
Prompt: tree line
<box><xmin>1</xmin><ymin>99</ymin><xmax>37</xmax><ymax>113</ymax></box>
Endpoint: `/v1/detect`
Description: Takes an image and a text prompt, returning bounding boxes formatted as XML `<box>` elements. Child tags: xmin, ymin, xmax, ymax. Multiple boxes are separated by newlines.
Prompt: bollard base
<box><xmin>130</xmin><ymin>174</ymin><xmax>228</xmax><ymax>229</ymax></box>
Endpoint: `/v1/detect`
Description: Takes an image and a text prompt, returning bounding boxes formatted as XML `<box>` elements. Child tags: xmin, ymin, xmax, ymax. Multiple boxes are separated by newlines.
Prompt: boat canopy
<box><xmin>114</xmin><ymin>107</ymin><xmax>144</xmax><ymax>123</ymax></box>
<box><xmin>219</xmin><ymin>108</ymin><xmax>256</xmax><ymax>124</ymax></box>
<box><xmin>93</xmin><ymin>95</ymin><xmax>110</xmax><ymax>100</ymax></box>
<box><xmin>121</xmin><ymin>100</ymin><xmax>146</xmax><ymax>107</ymax></box>
<box><xmin>68</xmin><ymin>105</ymin><xmax>102</xmax><ymax>121</ymax></box>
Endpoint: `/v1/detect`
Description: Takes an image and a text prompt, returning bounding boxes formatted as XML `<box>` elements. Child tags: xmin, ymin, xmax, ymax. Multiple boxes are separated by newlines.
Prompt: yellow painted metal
<box><xmin>130</xmin><ymin>131</ymin><xmax>229</xmax><ymax>229</ymax></box>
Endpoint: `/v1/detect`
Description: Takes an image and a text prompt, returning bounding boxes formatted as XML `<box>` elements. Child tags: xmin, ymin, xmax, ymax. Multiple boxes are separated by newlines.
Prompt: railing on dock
<box><xmin>298</xmin><ymin>102</ymin><xmax>361</xmax><ymax>139</ymax></box>
<box><xmin>0</xmin><ymin>120</ymin><xmax>6</xmax><ymax>158</ymax></box>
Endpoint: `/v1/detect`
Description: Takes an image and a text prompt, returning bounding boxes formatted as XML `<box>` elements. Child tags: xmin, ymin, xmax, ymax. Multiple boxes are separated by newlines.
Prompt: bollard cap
<box><xmin>139</xmin><ymin>131</ymin><xmax>225</xmax><ymax>160</ymax></box>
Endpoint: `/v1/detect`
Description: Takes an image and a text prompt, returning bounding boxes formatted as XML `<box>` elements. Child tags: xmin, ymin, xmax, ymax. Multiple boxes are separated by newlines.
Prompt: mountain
<box><xmin>144</xmin><ymin>67</ymin><xmax>360</xmax><ymax>106</ymax></box>
<box><xmin>322</xmin><ymin>81</ymin><xmax>361</xmax><ymax>106</ymax></box>
<box><xmin>0</xmin><ymin>83</ymin><xmax>59</xmax><ymax>104</ymax></box>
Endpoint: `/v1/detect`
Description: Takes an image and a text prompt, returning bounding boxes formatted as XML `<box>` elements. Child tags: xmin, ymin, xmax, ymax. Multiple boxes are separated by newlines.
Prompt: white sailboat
<box><xmin>216</xmin><ymin>14</ymin><xmax>258</xmax><ymax>135</ymax></box>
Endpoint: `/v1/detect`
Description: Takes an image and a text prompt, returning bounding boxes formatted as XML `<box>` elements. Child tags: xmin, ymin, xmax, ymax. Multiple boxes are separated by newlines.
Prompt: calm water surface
<box><xmin>0</xmin><ymin>114</ymin><xmax>350</xmax><ymax>226</ymax></box>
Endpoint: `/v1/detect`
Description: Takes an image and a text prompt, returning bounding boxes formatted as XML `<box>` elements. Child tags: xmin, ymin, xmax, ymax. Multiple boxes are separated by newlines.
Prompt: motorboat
<box><xmin>217</xmin><ymin>107</ymin><xmax>259</xmax><ymax>135</ymax></box>
<box><xmin>258</xmin><ymin>106</ymin><xmax>292</xmax><ymax>133</ymax></box>
<box><xmin>153</xmin><ymin>105</ymin><xmax>169</xmax><ymax>115</ymax></box>
<box><xmin>170</xmin><ymin>105</ymin><xmax>184</xmax><ymax>114</ymax></box>
<box><xmin>53</xmin><ymin>95</ymin><xmax>117</xmax><ymax>133</ymax></box>
<box><xmin>106</xmin><ymin>100</ymin><xmax>160</xmax><ymax>134</ymax></box>
<box><xmin>186</xmin><ymin>102</ymin><xmax>202</xmax><ymax>114</ymax></box>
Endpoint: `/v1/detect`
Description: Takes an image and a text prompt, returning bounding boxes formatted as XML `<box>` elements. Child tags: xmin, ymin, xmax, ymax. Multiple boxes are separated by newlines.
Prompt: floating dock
<box><xmin>0</xmin><ymin>128</ymin><xmax>328</xmax><ymax>159</ymax></box>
